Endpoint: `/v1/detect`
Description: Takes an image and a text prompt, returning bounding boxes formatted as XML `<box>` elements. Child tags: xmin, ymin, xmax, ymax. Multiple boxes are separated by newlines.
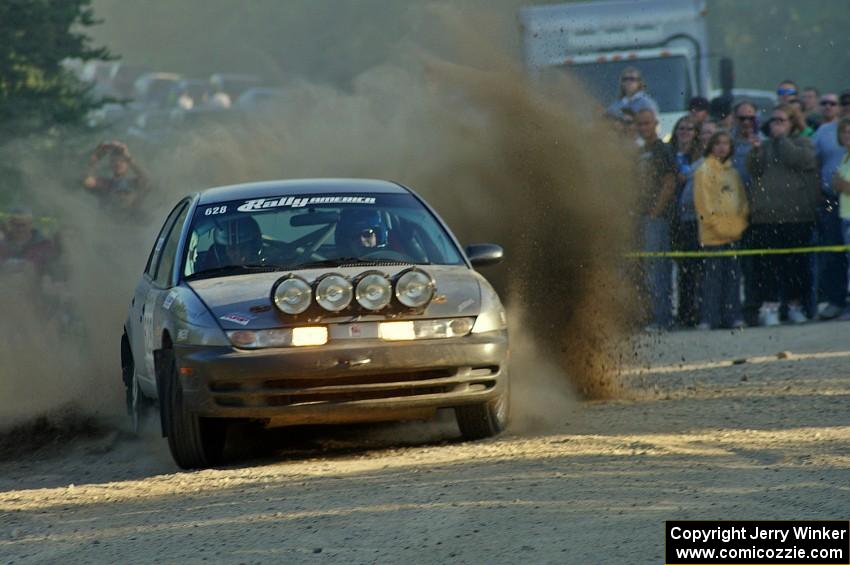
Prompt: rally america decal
<box><xmin>220</xmin><ymin>313</ymin><xmax>252</xmax><ymax>326</ymax></box>
<box><xmin>237</xmin><ymin>195</ymin><xmax>376</xmax><ymax>212</ymax></box>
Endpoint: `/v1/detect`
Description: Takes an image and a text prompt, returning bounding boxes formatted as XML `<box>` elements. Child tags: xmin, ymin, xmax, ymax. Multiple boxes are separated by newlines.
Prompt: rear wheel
<box><xmin>455</xmin><ymin>380</ymin><xmax>510</xmax><ymax>440</ymax></box>
<box><xmin>161</xmin><ymin>350</ymin><xmax>227</xmax><ymax>469</ymax></box>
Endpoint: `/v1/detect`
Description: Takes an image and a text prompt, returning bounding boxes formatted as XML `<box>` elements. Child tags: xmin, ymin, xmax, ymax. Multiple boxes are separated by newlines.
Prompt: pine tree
<box><xmin>0</xmin><ymin>0</ymin><xmax>112</xmax><ymax>135</ymax></box>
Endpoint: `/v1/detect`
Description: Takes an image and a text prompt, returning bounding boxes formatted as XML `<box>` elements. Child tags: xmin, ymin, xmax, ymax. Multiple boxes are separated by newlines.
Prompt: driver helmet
<box><xmin>214</xmin><ymin>215</ymin><xmax>262</xmax><ymax>262</ymax></box>
<box><xmin>337</xmin><ymin>209</ymin><xmax>388</xmax><ymax>254</ymax></box>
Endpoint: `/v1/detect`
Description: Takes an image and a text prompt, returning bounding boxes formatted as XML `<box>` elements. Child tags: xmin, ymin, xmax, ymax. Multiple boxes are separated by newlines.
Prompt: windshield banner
<box><xmin>236</xmin><ymin>195</ymin><xmax>376</xmax><ymax>212</ymax></box>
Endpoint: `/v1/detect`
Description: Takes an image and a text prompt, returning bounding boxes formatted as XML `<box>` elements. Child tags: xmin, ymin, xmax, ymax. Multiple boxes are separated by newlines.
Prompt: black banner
<box><xmin>666</xmin><ymin>521</ymin><xmax>850</xmax><ymax>564</ymax></box>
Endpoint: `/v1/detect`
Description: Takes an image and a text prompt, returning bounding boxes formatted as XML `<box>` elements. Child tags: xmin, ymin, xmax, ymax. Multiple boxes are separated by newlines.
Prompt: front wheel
<box><xmin>161</xmin><ymin>350</ymin><xmax>228</xmax><ymax>469</ymax></box>
<box><xmin>455</xmin><ymin>382</ymin><xmax>510</xmax><ymax>440</ymax></box>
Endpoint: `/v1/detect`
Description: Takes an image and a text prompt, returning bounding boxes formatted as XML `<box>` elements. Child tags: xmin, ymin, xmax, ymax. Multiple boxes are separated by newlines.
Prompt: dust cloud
<box><xmin>0</xmin><ymin>3</ymin><xmax>639</xmax><ymax>437</ymax></box>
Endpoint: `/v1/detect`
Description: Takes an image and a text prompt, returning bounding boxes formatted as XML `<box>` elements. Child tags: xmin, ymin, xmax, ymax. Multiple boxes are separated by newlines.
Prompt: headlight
<box><xmin>355</xmin><ymin>272</ymin><xmax>392</xmax><ymax>311</ymax></box>
<box><xmin>394</xmin><ymin>269</ymin><xmax>435</xmax><ymax>309</ymax></box>
<box><xmin>315</xmin><ymin>274</ymin><xmax>353</xmax><ymax>312</ymax></box>
<box><xmin>227</xmin><ymin>326</ymin><xmax>328</xmax><ymax>349</ymax></box>
<box><xmin>291</xmin><ymin>326</ymin><xmax>329</xmax><ymax>347</ymax></box>
<box><xmin>378</xmin><ymin>318</ymin><xmax>474</xmax><ymax>341</ymax></box>
<box><xmin>273</xmin><ymin>276</ymin><xmax>312</xmax><ymax>315</ymax></box>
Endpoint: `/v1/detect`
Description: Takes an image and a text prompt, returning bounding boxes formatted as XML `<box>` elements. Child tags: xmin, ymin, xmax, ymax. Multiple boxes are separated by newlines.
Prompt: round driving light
<box><xmin>315</xmin><ymin>274</ymin><xmax>353</xmax><ymax>312</ymax></box>
<box><xmin>395</xmin><ymin>269</ymin><xmax>435</xmax><ymax>309</ymax></box>
<box><xmin>450</xmin><ymin>318</ymin><xmax>474</xmax><ymax>336</ymax></box>
<box><xmin>273</xmin><ymin>276</ymin><xmax>312</xmax><ymax>315</ymax></box>
<box><xmin>355</xmin><ymin>272</ymin><xmax>392</xmax><ymax>311</ymax></box>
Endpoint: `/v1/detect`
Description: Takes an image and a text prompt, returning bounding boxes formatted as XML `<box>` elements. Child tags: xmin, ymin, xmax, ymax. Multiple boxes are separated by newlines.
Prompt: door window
<box><xmin>154</xmin><ymin>203</ymin><xmax>190</xmax><ymax>287</ymax></box>
<box><xmin>145</xmin><ymin>202</ymin><xmax>187</xmax><ymax>278</ymax></box>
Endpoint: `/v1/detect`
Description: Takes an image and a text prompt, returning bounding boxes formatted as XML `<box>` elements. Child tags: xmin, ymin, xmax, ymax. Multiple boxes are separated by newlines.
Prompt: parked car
<box><xmin>209</xmin><ymin>73</ymin><xmax>264</xmax><ymax>99</ymax></box>
<box><xmin>235</xmin><ymin>87</ymin><xmax>286</xmax><ymax>112</ymax></box>
<box><xmin>122</xmin><ymin>178</ymin><xmax>510</xmax><ymax>468</ymax></box>
<box><xmin>134</xmin><ymin>72</ymin><xmax>182</xmax><ymax>108</ymax></box>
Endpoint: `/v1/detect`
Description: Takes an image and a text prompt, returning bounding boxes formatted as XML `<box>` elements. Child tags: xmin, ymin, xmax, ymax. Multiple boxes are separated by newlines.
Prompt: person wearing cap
<box><xmin>688</xmin><ymin>96</ymin><xmax>710</xmax><ymax>128</ymax></box>
<box><xmin>811</xmin><ymin>89</ymin><xmax>850</xmax><ymax>319</ymax></box>
<box><xmin>710</xmin><ymin>95</ymin><xmax>734</xmax><ymax>131</ymax></box>
<box><xmin>83</xmin><ymin>140</ymin><xmax>149</xmax><ymax>212</ymax></box>
<box><xmin>607</xmin><ymin>67</ymin><xmax>660</xmax><ymax>118</ymax></box>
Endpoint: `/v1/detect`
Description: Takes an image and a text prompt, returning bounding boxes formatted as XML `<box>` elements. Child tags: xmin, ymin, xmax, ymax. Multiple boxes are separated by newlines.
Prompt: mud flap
<box><xmin>120</xmin><ymin>334</ymin><xmax>133</xmax><ymax>389</ymax></box>
<box><xmin>153</xmin><ymin>349</ymin><xmax>168</xmax><ymax>437</ymax></box>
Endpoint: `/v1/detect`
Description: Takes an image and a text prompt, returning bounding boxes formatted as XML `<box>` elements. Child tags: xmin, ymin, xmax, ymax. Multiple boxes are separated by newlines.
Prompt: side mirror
<box><xmin>465</xmin><ymin>244</ymin><xmax>504</xmax><ymax>267</ymax></box>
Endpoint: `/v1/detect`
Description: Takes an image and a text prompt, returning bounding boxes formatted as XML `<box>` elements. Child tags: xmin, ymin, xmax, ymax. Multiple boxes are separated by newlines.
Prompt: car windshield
<box><xmin>183</xmin><ymin>192</ymin><xmax>465</xmax><ymax>279</ymax></box>
<box><xmin>563</xmin><ymin>56</ymin><xmax>693</xmax><ymax>113</ymax></box>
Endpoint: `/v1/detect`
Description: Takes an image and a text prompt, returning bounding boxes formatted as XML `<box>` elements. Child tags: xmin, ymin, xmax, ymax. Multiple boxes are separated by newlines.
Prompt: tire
<box><xmin>161</xmin><ymin>350</ymin><xmax>227</xmax><ymax>469</ymax></box>
<box><xmin>455</xmin><ymin>380</ymin><xmax>510</xmax><ymax>441</ymax></box>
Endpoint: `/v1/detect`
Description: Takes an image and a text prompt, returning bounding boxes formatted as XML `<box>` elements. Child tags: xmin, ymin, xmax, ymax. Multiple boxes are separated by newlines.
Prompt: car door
<box><xmin>131</xmin><ymin>200</ymin><xmax>189</xmax><ymax>391</ymax></box>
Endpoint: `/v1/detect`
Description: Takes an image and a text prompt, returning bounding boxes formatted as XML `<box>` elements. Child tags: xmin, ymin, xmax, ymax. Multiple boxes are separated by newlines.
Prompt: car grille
<box><xmin>209</xmin><ymin>366</ymin><xmax>498</xmax><ymax>408</ymax></box>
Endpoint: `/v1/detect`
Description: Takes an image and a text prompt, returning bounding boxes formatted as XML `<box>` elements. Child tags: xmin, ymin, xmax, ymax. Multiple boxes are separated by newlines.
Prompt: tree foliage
<box><xmin>0</xmin><ymin>0</ymin><xmax>112</xmax><ymax>134</ymax></box>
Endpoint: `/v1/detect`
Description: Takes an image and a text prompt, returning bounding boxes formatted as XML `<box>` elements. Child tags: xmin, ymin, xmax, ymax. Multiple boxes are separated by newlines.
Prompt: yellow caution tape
<box><xmin>627</xmin><ymin>245</ymin><xmax>850</xmax><ymax>258</ymax></box>
<box><xmin>0</xmin><ymin>211</ymin><xmax>59</xmax><ymax>225</ymax></box>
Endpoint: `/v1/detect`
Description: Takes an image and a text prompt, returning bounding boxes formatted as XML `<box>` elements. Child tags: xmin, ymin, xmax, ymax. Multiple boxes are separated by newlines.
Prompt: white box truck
<box><xmin>519</xmin><ymin>0</ymin><xmax>713</xmax><ymax>135</ymax></box>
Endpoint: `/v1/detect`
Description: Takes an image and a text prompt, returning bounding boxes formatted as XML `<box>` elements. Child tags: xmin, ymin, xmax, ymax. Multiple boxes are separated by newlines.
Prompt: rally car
<box><xmin>122</xmin><ymin>178</ymin><xmax>509</xmax><ymax>469</ymax></box>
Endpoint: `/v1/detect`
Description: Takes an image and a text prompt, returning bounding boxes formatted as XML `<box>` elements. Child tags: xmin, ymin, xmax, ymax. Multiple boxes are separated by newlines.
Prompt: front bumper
<box><xmin>175</xmin><ymin>331</ymin><xmax>508</xmax><ymax>422</ymax></box>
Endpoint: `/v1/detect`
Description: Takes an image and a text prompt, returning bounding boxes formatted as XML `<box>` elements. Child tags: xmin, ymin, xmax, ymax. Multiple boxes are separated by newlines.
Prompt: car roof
<box><xmin>197</xmin><ymin>178</ymin><xmax>410</xmax><ymax>205</ymax></box>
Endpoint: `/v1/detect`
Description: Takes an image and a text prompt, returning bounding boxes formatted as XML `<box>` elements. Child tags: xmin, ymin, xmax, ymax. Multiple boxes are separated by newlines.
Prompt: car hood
<box><xmin>187</xmin><ymin>265</ymin><xmax>483</xmax><ymax>330</ymax></box>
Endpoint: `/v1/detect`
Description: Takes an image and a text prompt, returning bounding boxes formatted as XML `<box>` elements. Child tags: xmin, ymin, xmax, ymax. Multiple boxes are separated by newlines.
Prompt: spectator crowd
<box><xmin>610</xmin><ymin>69</ymin><xmax>850</xmax><ymax>330</ymax></box>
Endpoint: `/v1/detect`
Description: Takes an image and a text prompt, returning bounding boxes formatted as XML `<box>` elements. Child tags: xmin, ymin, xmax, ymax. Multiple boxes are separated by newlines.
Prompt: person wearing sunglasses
<box><xmin>729</xmin><ymin>101</ymin><xmax>763</xmax><ymax>325</ymax></box>
<box><xmin>818</xmin><ymin>94</ymin><xmax>840</xmax><ymax>125</ymax></box>
<box><xmin>776</xmin><ymin>80</ymin><xmax>799</xmax><ymax>105</ymax></box>
<box><xmin>607</xmin><ymin>66</ymin><xmax>659</xmax><ymax>118</ymax></box>
<box><xmin>811</xmin><ymin>90</ymin><xmax>850</xmax><ymax>319</ymax></box>
<box><xmin>747</xmin><ymin>104</ymin><xmax>818</xmax><ymax>326</ymax></box>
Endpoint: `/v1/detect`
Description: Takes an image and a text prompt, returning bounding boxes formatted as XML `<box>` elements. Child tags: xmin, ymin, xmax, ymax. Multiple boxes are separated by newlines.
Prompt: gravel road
<box><xmin>2</xmin><ymin>322</ymin><xmax>849</xmax><ymax>564</ymax></box>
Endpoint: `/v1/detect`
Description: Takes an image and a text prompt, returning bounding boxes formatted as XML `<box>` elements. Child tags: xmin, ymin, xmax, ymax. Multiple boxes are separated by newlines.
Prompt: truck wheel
<box><xmin>455</xmin><ymin>381</ymin><xmax>510</xmax><ymax>440</ymax></box>
<box><xmin>161</xmin><ymin>350</ymin><xmax>227</xmax><ymax>469</ymax></box>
